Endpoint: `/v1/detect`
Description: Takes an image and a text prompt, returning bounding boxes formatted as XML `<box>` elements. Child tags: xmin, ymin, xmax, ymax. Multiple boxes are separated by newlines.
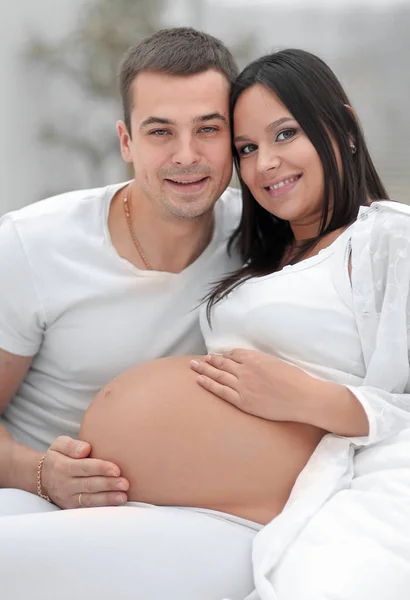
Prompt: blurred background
<box><xmin>1</xmin><ymin>0</ymin><xmax>409</xmax><ymax>215</ymax></box>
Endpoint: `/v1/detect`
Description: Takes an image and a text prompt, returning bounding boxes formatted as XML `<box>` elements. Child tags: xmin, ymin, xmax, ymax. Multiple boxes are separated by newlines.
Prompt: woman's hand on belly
<box><xmin>191</xmin><ymin>349</ymin><xmax>319</xmax><ymax>423</ymax></box>
<box><xmin>191</xmin><ymin>349</ymin><xmax>369</xmax><ymax>437</ymax></box>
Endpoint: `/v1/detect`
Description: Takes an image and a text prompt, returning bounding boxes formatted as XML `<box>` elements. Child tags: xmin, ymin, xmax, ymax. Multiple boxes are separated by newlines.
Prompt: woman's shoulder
<box><xmin>356</xmin><ymin>200</ymin><xmax>410</xmax><ymax>239</ymax></box>
<box><xmin>350</xmin><ymin>201</ymin><xmax>410</xmax><ymax>313</ymax></box>
<box><xmin>370</xmin><ymin>200</ymin><xmax>410</xmax><ymax>216</ymax></box>
<box><xmin>348</xmin><ymin>200</ymin><xmax>410</xmax><ymax>269</ymax></box>
<box><xmin>373</xmin><ymin>200</ymin><xmax>410</xmax><ymax>236</ymax></box>
<box><xmin>353</xmin><ymin>200</ymin><xmax>410</xmax><ymax>263</ymax></box>
<box><xmin>370</xmin><ymin>199</ymin><xmax>410</xmax><ymax>221</ymax></box>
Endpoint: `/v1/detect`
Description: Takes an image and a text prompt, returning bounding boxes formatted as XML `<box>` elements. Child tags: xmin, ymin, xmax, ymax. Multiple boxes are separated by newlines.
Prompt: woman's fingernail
<box><xmin>117</xmin><ymin>481</ymin><xmax>128</xmax><ymax>491</ymax></box>
<box><xmin>115</xmin><ymin>494</ymin><xmax>126</xmax><ymax>504</ymax></box>
<box><xmin>197</xmin><ymin>376</ymin><xmax>205</xmax><ymax>384</ymax></box>
<box><xmin>190</xmin><ymin>360</ymin><xmax>200</xmax><ymax>368</ymax></box>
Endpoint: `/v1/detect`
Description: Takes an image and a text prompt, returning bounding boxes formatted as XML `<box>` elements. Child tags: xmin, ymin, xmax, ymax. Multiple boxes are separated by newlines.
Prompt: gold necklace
<box><xmin>123</xmin><ymin>186</ymin><xmax>153</xmax><ymax>270</ymax></box>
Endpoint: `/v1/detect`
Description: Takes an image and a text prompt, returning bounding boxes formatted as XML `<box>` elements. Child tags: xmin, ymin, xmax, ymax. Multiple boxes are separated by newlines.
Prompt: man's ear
<box><xmin>117</xmin><ymin>120</ymin><xmax>133</xmax><ymax>163</ymax></box>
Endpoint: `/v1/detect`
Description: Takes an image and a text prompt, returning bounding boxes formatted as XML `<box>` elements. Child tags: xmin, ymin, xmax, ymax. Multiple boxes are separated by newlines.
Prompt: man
<box><xmin>0</xmin><ymin>27</ymin><xmax>241</xmax><ymax>512</ymax></box>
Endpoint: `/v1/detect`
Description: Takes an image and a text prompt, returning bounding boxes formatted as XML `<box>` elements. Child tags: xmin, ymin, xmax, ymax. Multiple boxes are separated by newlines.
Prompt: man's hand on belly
<box><xmin>41</xmin><ymin>436</ymin><xmax>129</xmax><ymax>509</ymax></box>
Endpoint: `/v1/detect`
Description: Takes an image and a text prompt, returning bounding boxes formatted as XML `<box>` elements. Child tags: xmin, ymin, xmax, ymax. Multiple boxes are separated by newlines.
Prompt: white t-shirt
<box><xmin>0</xmin><ymin>182</ymin><xmax>242</xmax><ymax>451</ymax></box>
<box><xmin>202</xmin><ymin>224</ymin><xmax>365</xmax><ymax>386</ymax></box>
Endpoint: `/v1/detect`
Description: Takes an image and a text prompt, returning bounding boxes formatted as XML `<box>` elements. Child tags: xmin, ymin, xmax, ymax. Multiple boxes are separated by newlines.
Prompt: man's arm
<box><xmin>0</xmin><ymin>216</ymin><xmax>129</xmax><ymax>506</ymax></box>
<box><xmin>0</xmin><ymin>349</ymin><xmax>42</xmax><ymax>492</ymax></box>
<box><xmin>0</xmin><ymin>349</ymin><xmax>129</xmax><ymax>506</ymax></box>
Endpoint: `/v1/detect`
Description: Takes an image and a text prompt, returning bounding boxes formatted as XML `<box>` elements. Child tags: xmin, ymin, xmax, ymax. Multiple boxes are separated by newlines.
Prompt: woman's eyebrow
<box><xmin>266</xmin><ymin>117</ymin><xmax>294</xmax><ymax>133</ymax></box>
<box><xmin>234</xmin><ymin>117</ymin><xmax>294</xmax><ymax>143</ymax></box>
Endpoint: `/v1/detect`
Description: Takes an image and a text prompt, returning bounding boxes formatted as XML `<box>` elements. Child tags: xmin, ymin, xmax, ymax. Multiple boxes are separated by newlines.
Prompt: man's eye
<box><xmin>150</xmin><ymin>129</ymin><xmax>170</xmax><ymax>136</ymax></box>
<box><xmin>238</xmin><ymin>143</ymin><xmax>257</xmax><ymax>156</ymax></box>
<box><xmin>201</xmin><ymin>126</ymin><xmax>218</xmax><ymax>134</ymax></box>
<box><xmin>276</xmin><ymin>128</ymin><xmax>297</xmax><ymax>142</ymax></box>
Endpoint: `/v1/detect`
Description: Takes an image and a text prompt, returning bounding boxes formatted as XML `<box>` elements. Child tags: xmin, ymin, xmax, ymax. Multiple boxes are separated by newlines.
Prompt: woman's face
<box><xmin>233</xmin><ymin>84</ymin><xmax>328</xmax><ymax>240</ymax></box>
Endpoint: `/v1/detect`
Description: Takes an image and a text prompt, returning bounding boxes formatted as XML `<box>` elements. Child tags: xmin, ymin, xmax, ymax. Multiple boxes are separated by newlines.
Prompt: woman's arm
<box><xmin>295</xmin><ymin>374</ymin><xmax>369</xmax><ymax>437</ymax></box>
<box><xmin>191</xmin><ymin>351</ymin><xmax>369</xmax><ymax>437</ymax></box>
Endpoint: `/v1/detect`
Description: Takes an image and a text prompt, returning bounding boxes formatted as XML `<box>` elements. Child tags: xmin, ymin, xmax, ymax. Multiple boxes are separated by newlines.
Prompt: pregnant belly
<box><xmin>80</xmin><ymin>356</ymin><xmax>324</xmax><ymax>524</ymax></box>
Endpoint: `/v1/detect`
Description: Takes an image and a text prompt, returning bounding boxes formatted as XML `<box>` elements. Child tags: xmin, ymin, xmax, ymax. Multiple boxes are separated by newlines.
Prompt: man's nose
<box><xmin>172</xmin><ymin>135</ymin><xmax>200</xmax><ymax>166</ymax></box>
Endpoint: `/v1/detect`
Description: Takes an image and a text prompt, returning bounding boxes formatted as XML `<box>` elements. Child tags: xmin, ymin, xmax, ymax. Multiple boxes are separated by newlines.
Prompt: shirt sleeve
<box><xmin>0</xmin><ymin>215</ymin><xmax>46</xmax><ymax>356</ymax></box>
<box><xmin>346</xmin><ymin>203</ymin><xmax>410</xmax><ymax>446</ymax></box>
<box><xmin>345</xmin><ymin>386</ymin><xmax>410</xmax><ymax>446</ymax></box>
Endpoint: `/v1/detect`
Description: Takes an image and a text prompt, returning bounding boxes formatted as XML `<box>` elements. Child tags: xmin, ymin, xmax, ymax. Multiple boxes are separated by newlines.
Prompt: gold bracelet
<box><xmin>36</xmin><ymin>455</ymin><xmax>51</xmax><ymax>502</ymax></box>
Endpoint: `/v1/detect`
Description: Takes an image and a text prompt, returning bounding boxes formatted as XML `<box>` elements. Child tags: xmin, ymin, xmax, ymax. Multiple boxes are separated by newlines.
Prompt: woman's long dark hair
<box><xmin>206</xmin><ymin>48</ymin><xmax>388</xmax><ymax>322</ymax></box>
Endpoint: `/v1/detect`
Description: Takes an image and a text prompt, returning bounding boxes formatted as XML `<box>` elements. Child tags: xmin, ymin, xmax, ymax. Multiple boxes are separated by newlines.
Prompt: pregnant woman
<box><xmin>2</xmin><ymin>49</ymin><xmax>410</xmax><ymax>600</ymax></box>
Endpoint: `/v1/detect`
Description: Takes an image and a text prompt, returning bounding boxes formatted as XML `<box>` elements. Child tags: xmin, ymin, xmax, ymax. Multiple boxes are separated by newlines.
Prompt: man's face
<box><xmin>118</xmin><ymin>69</ymin><xmax>233</xmax><ymax>221</ymax></box>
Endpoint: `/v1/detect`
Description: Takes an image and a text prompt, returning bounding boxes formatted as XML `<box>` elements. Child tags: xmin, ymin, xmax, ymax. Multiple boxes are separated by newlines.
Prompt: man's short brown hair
<box><xmin>119</xmin><ymin>27</ymin><xmax>238</xmax><ymax>135</ymax></box>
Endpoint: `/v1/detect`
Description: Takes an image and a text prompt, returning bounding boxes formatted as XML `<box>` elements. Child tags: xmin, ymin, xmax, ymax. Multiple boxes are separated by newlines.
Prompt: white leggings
<box><xmin>0</xmin><ymin>489</ymin><xmax>260</xmax><ymax>600</ymax></box>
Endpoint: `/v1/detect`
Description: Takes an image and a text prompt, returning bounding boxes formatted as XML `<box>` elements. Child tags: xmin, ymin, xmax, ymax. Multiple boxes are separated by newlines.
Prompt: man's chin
<box><xmin>164</xmin><ymin>195</ymin><xmax>216</xmax><ymax>221</ymax></box>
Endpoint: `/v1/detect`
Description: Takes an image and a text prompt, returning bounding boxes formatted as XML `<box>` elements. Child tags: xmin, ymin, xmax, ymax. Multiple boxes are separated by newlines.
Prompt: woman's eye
<box><xmin>238</xmin><ymin>143</ymin><xmax>257</xmax><ymax>156</ymax></box>
<box><xmin>276</xmin><ymin>128</ymin><xmax>296</xmax><ymax>142</ymax></box>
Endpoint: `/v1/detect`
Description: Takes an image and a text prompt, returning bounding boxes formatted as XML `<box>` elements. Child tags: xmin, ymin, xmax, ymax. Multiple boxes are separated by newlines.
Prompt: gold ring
<box><xmin>78</xmin><ymin>493</ymin><xmax>83</xmax><ymax>508</ymax></box>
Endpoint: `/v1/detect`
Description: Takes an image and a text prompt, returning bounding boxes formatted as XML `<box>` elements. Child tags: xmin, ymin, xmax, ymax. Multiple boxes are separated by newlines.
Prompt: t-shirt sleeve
<box><xmin>0</xmin><ymin>215</ymin><xmax>46</xmax><ymax>356</ymax></box>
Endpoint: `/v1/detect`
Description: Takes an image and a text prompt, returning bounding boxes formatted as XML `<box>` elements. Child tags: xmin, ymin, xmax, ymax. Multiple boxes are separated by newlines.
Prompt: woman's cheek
<box><xmin>240</xmin><ymin>163</ymin><xmax>253</xmax><ymax>190</ymax></box>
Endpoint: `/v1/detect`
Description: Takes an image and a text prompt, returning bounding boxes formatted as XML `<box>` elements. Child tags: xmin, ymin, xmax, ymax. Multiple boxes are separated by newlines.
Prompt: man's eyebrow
<box><xmin>140</xmin><ymin>116</ymin><xmax>176</xmax><ymax>129</ymax></box>
<box><xmin>234</xmin><ymin>117</ymin><xmax>294</xmax><ymax>143</ymax></box>
<box><xmin>193</xmin><ymin>112</ymin><xmax>228</xmax><ymax>124</ymax></box>
<box><xmin>140</xmin><ymin>113</ymin><xmax>228</xmax><ymax>130</ymax></box>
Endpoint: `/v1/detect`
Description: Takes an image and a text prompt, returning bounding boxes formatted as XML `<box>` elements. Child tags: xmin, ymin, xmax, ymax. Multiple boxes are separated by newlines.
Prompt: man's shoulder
<box><xmin>6</xmin><ymin>183</ymin><xmax>115</xmax><ymax>226</ymax></box>
<box><xmin>2</xmin><ymin>182</ymin><xmax>126</xmax><ymax>246</ymax></box>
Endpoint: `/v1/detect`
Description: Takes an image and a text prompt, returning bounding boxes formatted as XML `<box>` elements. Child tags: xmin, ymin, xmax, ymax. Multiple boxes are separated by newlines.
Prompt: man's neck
<box><xmin>110</xmin><ymin>183</ymin><xmax>216</xmax><ymax>274</ymax></box>
<box><xmin>141</xmin><ymin>210</ymin><xmax>215</xmax><ymax>273</ymax></box>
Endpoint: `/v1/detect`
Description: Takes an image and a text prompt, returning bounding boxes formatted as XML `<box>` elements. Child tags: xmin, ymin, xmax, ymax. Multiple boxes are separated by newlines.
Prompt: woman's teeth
<box><xmin>268</xmin><ymin>175</ymin><xmax>300</xmax><ymax>190</ymax></box>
